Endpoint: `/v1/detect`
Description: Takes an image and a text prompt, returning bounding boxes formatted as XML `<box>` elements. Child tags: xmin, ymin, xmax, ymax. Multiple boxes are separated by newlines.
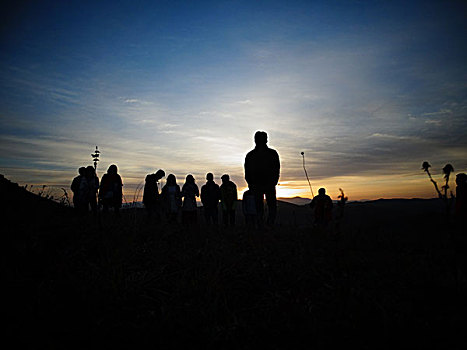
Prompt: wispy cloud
<box><xmin>368</xmin><ymin>133</ymin><xmax>421</xmax><ymax>141</ymax></box>
<box><xmin>424</xmin><ymin>120</ymin><xmax>442</xmax><ymax>126</ymax></box>
<box><xmin>1</xmin><ymin>0</ymin><xmax>466</xmax><ymax>200</ymax></box>
<box><xmin>123</xmin><ymin>98</ymin><xmax>140</xmax><ymax>103</ymax></box>
<box><xmin>236</xmin><ymin>99</ymin><xmax>252</xmax><ymax>105</ymax></box>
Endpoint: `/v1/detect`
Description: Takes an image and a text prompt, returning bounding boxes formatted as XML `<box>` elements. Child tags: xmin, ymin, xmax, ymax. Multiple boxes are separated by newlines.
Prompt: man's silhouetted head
<box><xmin>254</xmin><ymin>131</ymin><xmax>268</xmax><ymax>146</ymax></box>
<box><xmin>318</xmin><ymin>188</ymin><xmax>326</xmax><ymax>195</ymax></box>
<box><xmin>79</xmin><ymin>167</ymin><xmax>86</xmax><ymax>176</ymax></box>
<box><xmin>155</xmin><ymin>169</ymin><xmax>165</xmax><ymax>180</ymax></box>
<box><xmin>206</xmin><ymin>173</ymin><xmax>214</xmax><ymax>181</ymax></box>
<box><xmin>221</xmin><ymin>174</ymin><xmax>230</xmax><ymax>184</ymax></box>
<box><xmin>86</xmin><ymin>165</ymin><xmax>95</xmax><ymax>177</ymax></box>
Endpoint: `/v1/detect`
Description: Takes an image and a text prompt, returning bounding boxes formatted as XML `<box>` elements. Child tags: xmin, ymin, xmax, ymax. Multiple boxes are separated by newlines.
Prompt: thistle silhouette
<box><xmin>335</xmin><ymin>188</ymin><xmax>348</xmax><ymax>235</ymax></box>
<box><xmin>338</xmin><ymin>188</ymin><xmax>348</xmax><ymax>205</ymax></box>
<box><xmin>422</xmin><ymin>161</ymin><xmax>455</xmax><ymax>222</ymax></box>
<box><xmin>337</xmin><ymin>188</ymin><xmax>348</xmax><ymax>219</ymax></box>
<box><xmin>442</xmin><ymin>164</ymin><xmax>454</xmax><ymax>199</ymax></box>
<box><xmin>422</xmin><ymin>161</ymin><xmax>442</xmax><ymax>198</ymax></box>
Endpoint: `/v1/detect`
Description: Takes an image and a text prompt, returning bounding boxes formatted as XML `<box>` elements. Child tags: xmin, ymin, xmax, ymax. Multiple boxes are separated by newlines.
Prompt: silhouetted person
<box><xmin>143</xmin><ymin>169</ymin><xmax>165</xmax><ymax>219</ymax></box>
<box><xmin>182</xmin><ymin>174</ymin><xmax>199</xmax><ymax>225</ymax></box>
<box><xmin>71</xmin><ymin>167</ymin><xmax>86</xmax><ymax>212</ymax></box>
<box><xmin>85</xmin><ymin>165</ymin><xmax>99</xmax><ymax>214</ymax></box>
<box><xmin>244</xmin><ymin>131</ymin><xmax>280</xmax><ymax>226</ymax></box>
<box><xmin>99</xmin><ymin>164</ymin><xmax>123</xmax><ymax>216</ymax></box>
<box><xmin>455</xmin><ymin>173</ymin><xmax>467</xmax><ymax>232</ymax></box>
<box><xmin>201</xmin><ymin>173</ymin><xmax>221</xmax><ymax>226</ymax></box>
<box><xmin>220</xmin><ymin>174</ymin><xmax>237</xmax><ymax>227</ymax></box>
<box><xmin>161</xmin><ymin>174</ymin><xmax>181</xmax><ymax>223</ymax></box>
<box><xmin>309</xmin><ymin>188</ymin><xmax>333</xmax><ymax>227</ymax></box>
<box><xmin>242</xmin><ymin>189</ymin><xmax>257</xmax><ymax>228</ymax></box>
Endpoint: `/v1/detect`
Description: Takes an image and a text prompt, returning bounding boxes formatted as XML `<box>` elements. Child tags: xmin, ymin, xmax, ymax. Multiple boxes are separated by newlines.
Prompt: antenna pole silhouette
<box><xmin>301</xmin><ymin>152</ymin><xmax>314</xmax><ymax>198</ymax></box>
<box><xmin>92</xmin><ymin>146</ymin><xmax>100</xmax><ymax>171</ymax></box>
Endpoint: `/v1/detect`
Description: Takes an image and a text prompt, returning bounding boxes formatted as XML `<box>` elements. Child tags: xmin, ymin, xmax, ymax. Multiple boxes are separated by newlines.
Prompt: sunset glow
<box><xmin>1</xmin><ymin>0</ymin><xmax>466</xmax><ymax>201</ymax></box>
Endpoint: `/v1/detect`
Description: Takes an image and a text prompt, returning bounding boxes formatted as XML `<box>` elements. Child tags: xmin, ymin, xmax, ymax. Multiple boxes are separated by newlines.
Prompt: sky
<box><xmin>1</xmin><ymin>0</ymin><xmax>466</xmax><ymax>201</ymax></box>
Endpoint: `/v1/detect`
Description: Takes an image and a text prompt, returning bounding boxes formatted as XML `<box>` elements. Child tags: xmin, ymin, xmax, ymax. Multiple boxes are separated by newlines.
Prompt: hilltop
<box><xmin>3</xmin><ymin>174</ymin><xmax>466</xmax><ymax>349</ymax></box>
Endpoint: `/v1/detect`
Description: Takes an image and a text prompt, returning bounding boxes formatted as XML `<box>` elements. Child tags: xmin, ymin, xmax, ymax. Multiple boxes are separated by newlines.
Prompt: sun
<box><xmin>238</xmin><ymin>185</ymin><xmax>310</xmax><ymax>199</ymax></box>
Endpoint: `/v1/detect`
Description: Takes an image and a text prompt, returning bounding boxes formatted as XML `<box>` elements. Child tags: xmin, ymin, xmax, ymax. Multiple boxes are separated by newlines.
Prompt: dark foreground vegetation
<box><xmin>2</xmin><ymin>175</ymin><xmax>466</xmax><ymax>349</ymax></box>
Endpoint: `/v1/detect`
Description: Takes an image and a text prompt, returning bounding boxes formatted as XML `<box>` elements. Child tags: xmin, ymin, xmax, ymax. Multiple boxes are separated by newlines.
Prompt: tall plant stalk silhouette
<box><xmin>422</xmin><ymin>161</ymin><xmax>454</xmax><ymax>222</ymax></box>
<box><xmin>91</xmin><ymin>146</ymin><xmax>102</xmax><ymax>228</ymax></box>
<box><xmin>92</xmin><ymin>146</ymin><xmax>100</xmax><ymax>171</ymax></box>
<box><xmin>422</xmin><ymin>161</ymin><xmax>442</xmax><ymax>198</ymax></box>
<box><xmin>301</xmin><ymin>152</ymin><xmax>314</xmax><ymax>198</ymax></box>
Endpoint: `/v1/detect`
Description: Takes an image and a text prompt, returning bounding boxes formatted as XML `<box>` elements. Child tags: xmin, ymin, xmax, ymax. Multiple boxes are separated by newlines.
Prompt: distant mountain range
<box><xmin>121</xmin><ymin>197</ymin><xmax>314</xmax><ymax>209</ymax></box>
<box><xmin>277</xmin><ymin>197</ymin><xmax>312</xmax><ymax>206</ymax></box>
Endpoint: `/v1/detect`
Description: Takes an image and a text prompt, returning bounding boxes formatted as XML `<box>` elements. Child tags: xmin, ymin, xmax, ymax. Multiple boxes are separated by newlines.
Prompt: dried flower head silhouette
<box><xmin>336</xmin><ymin>187</ymin><xmax>348</xmax><ymax>221</ymax></box>
<box><xmin>338</xmin><ymin>188</ymin><xmax>348</xmax><ymax>204</ymax></box>
<box><xmin>422</xmin><ymin>161</ymin><xmax>455</xmax><ymax>222</ymax></box>
<box><xmin>442</xmin><ymin>164</ymin><xmax>454</xmax><ymax>197</ymax></box>
<box><xmin>422</xmin><ymin>161</ymin><xmax>442</xmax><ymax>198</ymax></box>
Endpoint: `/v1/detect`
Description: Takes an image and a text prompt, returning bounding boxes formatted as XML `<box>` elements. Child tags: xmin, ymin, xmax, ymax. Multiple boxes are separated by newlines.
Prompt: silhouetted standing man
<box><xmin>220</xmin><ymin>174</ymin><xmax>238</xmax><ymax>227</ymax></box>
<box><xmin>201</xmin><ymin>173</ymin><xmax>221</xmax><ymax>226</ymax></box>
<box><xmin>244</xmin><ymin>131</ymin><xmax>280</xmax><ymax>226</ymax></box>
<box><xmin>71</xmin><ymin>167</ymin><xmax>86</xmax><ymax>212</ymax></box>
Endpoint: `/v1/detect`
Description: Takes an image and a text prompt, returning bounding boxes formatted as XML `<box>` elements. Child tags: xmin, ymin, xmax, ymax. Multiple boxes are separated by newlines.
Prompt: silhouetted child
<box><xmin>220</xmin><ymin>174</ymin><xmax>237</xmax><ymax>227</ymax></box>
<box><xmin>242</xmin><ymin>189</ymin><xmax>257</xmax><ymax>228</ymax></box>
<box><xmin>71</xmin><ymin>167</ymin><xmax>86</xmax><ymax>212</ymax></box>
<box><xmin>182</xmin><ymin>174</ymin><xmax>199</xmax><ymax>225</ymax></box>
<box><xmin>201</xmin><ymin>173</ymin><xmax>221</xmax><ymax>226</ymax></box>
<box><xmin>309</xmin><ymin>187</ymin><xmax>333</xmax><ymax>228</ymax></box>
<box><xmin>143</xmin><ymin>169</ymin><xmax>165</xmax><ymax>219</ymax></box>
<box><xmin>161</xmin><ymin>174</ymin><xmax>181</xmax><ymax>223</ymax></box>
<box><xmin>99</xmin><ymin>164</ymin><xmax>123</xmax><ymax>216</ymax></box>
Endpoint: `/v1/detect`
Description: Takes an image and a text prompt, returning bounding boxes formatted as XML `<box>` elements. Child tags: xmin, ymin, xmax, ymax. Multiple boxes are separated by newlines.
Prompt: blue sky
<box><xmin>1</xmin><ymin>0</ymin><xmax>466</xmax><ymax>200</ymax></box>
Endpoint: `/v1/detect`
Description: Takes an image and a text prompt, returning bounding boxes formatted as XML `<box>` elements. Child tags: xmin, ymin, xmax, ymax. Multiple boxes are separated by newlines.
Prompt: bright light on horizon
<box><xmin>0</xmin><ymin>1</ymin><xmax>466</xmax><ymax>201</ymax></box>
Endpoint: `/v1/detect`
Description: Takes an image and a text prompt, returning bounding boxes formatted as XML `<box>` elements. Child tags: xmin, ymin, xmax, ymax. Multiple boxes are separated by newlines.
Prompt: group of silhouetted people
<box><xmin>70</xmin><ymin>131</ymin><xmax>467</xmax><ymax>230</ymax></box>
<box><xmin>71</xmin><ymin>164</ymin><xmax>123</xmax><ymax>216</ymax></box>
<box><xmin>69</xmin><ymin>131</ymin><xmax>341</xmax><ymax>228</ymax></box>
<box><xmin>142</xmin><ymin>171</ymin><xmax>239</xmax><ymax>227</ymax></box>
<box><xmin>143</xmin><ymin>131</ymin><xmax>281</xmax><ymax>228</ymax></box>
<box><xmin>70</xmin><ymin>132</ymin><xmax>282</xmax><ymax>228</ymax></box>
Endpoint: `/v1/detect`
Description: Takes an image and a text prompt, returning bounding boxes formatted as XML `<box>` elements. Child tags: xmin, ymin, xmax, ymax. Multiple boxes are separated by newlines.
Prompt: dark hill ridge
<box><xmin>0</xmin><ymin>174</ymin><xmax>70</xmax><ymax>212</ymax></box>
<box><xmin>0</xmin><ymin>174</ymin><xmax>73</xmax><ymax>229</ymax></box>
<box><xmin>1</xmin><ymin>173</ymin><xmax>446</xmax><ymax>229</ymax></box>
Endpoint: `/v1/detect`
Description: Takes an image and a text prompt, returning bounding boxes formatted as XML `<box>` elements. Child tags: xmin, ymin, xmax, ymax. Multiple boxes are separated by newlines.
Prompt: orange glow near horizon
<box><xmin>8</xmin><ymin>171</ymin><xmax>458</xmax><ymax>204</ymax></box>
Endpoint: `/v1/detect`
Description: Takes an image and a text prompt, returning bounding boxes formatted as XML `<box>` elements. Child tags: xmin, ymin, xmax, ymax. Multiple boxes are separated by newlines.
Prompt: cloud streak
<box><xmin>0</xmin><ymin>0</ymin><xmax>466</xmax><ymax>200</ymax></box>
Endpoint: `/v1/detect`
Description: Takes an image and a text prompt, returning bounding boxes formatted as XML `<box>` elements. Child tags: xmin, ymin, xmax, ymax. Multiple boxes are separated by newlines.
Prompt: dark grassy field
<box><xmin>2</xmin><ymin>175</ymin><xmax>466</xmax><ymax>349</ymax></box>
